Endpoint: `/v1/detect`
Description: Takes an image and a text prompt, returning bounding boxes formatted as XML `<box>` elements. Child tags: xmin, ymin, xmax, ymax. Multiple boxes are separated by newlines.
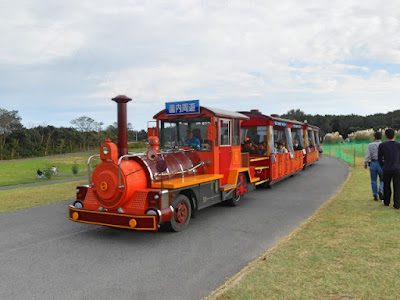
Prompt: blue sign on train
<box><xmin>166</xmin><ymin>100</ymin><xmax>200</xmax><ymax>115</ymax></box>
<box><xmin>273</xmin><ymin>121</ymin><xmax>287</xmax><ymax>127</ymax></box>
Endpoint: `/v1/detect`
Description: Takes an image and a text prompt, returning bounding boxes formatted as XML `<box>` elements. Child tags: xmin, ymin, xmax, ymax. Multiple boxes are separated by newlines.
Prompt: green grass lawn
<box><xmin>0</xmin><ymin>147</ymin><xmax>148</xmax><ymax>212</ymax></box>
<box><xmin>0</xmin><ymin>146</ymin><xmax>148</xmax><ymax>187</ymax></box>
<box><xmin>0</xmin><ymin>179</ymin><xmax>87</xmax><ymax>212</ymax></box>
<box><xmin>0</xmin><ymin>152</ymin><xmax>99</xmax><ymax>187</ymax></box>
<box><xmin>211</xmin><ymin>163</ymin><xmax>400</xmax><ymax>299</ymax></box>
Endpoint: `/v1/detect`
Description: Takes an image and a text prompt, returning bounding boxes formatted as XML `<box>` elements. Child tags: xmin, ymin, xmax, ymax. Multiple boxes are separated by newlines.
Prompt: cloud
<box><xmin>1</xmin><ymin>0</ymin><xmax>400</xmax><ymax>130</ymax></box>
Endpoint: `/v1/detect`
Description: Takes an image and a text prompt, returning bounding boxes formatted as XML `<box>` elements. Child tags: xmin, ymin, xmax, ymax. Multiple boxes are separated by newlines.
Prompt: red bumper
<box><xmin>69</xmin><ymin>206</ymin><xmax>158</xmax><ymax>231</ymax></box>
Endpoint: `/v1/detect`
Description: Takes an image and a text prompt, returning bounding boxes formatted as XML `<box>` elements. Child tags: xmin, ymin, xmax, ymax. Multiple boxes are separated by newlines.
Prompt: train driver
<box><xmin>185</xmin><ymin>130</ymin><xmax>201</xmax><ymax>150</ymax></box>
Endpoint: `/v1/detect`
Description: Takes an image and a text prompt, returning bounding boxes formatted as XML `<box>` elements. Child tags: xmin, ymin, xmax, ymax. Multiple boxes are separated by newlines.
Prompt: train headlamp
<box><xmin>102</xmin><ymin>146</ymin><xmax>109</xmax><ymax>155</ymax></box>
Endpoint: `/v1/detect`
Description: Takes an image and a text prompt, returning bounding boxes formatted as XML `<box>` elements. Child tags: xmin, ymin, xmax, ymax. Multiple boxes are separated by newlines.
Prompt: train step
<box><xmin>255</xmin><ymin>166</ymin><xmax>269</xmax><ymax>170</ymax></box>
<box><xmin>250</xmin><ymin>157</ymin><xmax>269</xmax><ymax>162</ymax></box>
<box><xmin>220</xmin><ymin>184</ymin><xmax>236</xmax><ymax>191</ymax></box>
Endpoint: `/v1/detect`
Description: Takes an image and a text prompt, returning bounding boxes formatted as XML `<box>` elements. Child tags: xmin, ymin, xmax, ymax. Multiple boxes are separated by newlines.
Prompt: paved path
<box><xmin>0</xmin><ymin>176</ymin><xmax>87</xmax><ymax>191</ymax></box>
<box><xmin>0</xmin><ymin>156</ymin><xmax>349</xmax><ymax>300</ymax></box>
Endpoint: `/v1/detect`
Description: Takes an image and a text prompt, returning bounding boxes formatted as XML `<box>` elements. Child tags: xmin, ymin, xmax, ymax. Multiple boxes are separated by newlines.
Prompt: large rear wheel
<box><xmin>168</xmin><ymin>194</ymin><xmax>192</xmax><ymax>232</ymax></box>
<box><xmin>228</xmin><ymin>173</ymin><xmax>247</xmax><ymax>206</ymax></box>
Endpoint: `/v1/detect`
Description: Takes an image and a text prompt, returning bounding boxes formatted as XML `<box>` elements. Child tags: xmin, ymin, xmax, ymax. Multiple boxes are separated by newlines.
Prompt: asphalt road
<box><xmin>0</xmin><ymin>155</ymin><xmax>348</xmax><ymax>300</ymax></box>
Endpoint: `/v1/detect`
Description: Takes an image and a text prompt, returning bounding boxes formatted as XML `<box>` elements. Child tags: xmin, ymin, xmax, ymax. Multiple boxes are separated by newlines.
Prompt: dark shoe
<box><xmin>373</xmin><ymin>195</ymin><xmax>378</xmax><ymax>201</ymax></box>
<box><xmin>379</xmin><ymin>189</ymin><xmax>384</xmax><ymax>200</ymax></box>
<box><xmin>382</xmin><ymin>200</ymin><xmax>389</xmax><ymax>206</ymax></box>
<box><xmin>394</xmin><ymin>207</ymin><xmax>400</xmax><ymax>210</ymax></box>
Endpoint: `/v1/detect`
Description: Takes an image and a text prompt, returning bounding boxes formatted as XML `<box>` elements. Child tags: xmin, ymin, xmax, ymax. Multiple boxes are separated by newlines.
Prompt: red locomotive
<box><xmin>69</xmin><ymin>96</ymin><xmax>322</xmax><ymax>231</ymax></box>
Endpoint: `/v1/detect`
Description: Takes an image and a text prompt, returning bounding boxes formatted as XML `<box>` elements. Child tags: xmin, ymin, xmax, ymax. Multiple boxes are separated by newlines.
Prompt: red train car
<box><xmin>69</xmin><ymin>97</ymin><xmax>321</xmax><ymax>232</ymax></box>
<box><xmin>304</xmin><ymin>123</ymin><xmax>322</xmax><ymax>166</ymax></box>
<box><xmin>240</xmin><ymin>110</ymin><xmax>317</xmax><ymax>186</ymax></box>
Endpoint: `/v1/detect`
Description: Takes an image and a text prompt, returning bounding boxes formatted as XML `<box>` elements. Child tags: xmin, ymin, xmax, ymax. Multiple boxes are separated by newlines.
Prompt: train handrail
<box><xmin>87</xmin><ymin>155</ymin><xmax>100</xmax><ymax>185</ymax></box>
<box><xmin>89</xmin><ymin>148</ymin><xmax>198</xmax><ymax>188</ymax></box>
<box><xmin>153</xmin><ymin>161</ymin><xmax>204</xmax><ymax>180</ymax></box>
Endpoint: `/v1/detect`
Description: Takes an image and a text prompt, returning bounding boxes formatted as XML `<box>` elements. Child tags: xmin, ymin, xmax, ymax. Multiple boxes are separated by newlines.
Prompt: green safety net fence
<box><xmin>322</xmin><ymin>139</ymin><xmax>400</xmax><ymax>165</ymax></box>
<box><xmin>323</xmin><ymin>142</ymin><xmax>370</xmax><ymax>165</ymax></box>
<box><xmin>323</xmin><ymin>139</ymin><xmax>400</xmax><ymax>165</ymax></box>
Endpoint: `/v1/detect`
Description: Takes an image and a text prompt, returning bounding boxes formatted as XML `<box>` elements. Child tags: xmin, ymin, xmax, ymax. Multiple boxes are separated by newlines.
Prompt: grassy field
<box><xmin>0</xmin><ymin>180</ymin><xmax>87</xmax><ymax>212</ymax></box>
<box><xmin>210</xmin><ymin>162</ymin><xmax>400</xmax><ymax>299</ymax></box>
<box><xmin>0</xmin><ymin>146</ymin><xmax>147</xmax><ymax>212</ymax></box>
<box><xmin>0</xmin><ymin>152</ymin><xmax>99</xmax><ymax>187</ymax></box>
<box><xmin>0</xmin><ymin>145</ymin><xmax>148</xmax><ymax>187</ymax></box>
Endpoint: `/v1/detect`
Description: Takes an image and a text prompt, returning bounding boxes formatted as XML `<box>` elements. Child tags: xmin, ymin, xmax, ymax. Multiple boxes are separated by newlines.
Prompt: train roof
<box><xmin>306</xmin><ymin>123</ymin><xmax>321</xmax><ymax>130</ymax></box>
<box><xmin>153</xmin><ymin>106</ymin><xmax>249</xmax><ymax>120</ymax></box>
<box><xmin>239</xmin><ymin>110</ymin><xmax>304</xmax><ymax>126</ymax></box>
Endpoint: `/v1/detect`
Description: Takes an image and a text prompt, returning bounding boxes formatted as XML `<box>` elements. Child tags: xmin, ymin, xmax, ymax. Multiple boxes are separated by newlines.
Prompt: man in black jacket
<box><xmin>378</xmin><ymin>128</ymin><xmax>400</xmax><ymax>208</ymax></box>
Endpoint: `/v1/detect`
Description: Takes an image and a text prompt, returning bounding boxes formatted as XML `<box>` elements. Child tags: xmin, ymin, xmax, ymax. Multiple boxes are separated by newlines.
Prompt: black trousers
<box><xmin>383</xmin><ymin>170</ymin><xmax>400</xmax><ymax>208</ymax></box>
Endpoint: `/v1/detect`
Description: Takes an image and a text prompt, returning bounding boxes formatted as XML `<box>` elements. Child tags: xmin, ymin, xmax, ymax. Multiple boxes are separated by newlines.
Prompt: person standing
<box><xmin>364</xmin><ymin>132</ymin><xmax>384</xmax><ymax>201</ymax></box>
<box><xmin>378</xmin><ymin>128</ymin><xmax>400</xmax><ymax>209</ymax></box>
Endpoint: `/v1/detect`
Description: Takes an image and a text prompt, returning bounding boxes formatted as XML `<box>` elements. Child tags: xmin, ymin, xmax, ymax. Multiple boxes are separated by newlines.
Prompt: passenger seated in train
<box><xmin>242</xmin><ymin>139</ymin><xmax>258</xmax><ymax>154</ymax></box>
<box><xmin>185</xmin><ymin>130</ymin><xmax>201</xmax><ymax>150</ymax></box>
<box><xmin>293</xmin><ymin>140</ymin><xmax>303</xmax><ymax>151</ymax></box>
<box><xmin>276</xmin><ymin>141</ymin><xmax>288</xmax><ymax>154</ymax></box>
<box><xmin>258</xmin><ymin>142</ymin><xmax>267</xmax><ymax>155</ymax></box>
<box><xmin>273</xmin><ymin>142</ymin><xmax>278</xmax><ymax>153</ymax></box>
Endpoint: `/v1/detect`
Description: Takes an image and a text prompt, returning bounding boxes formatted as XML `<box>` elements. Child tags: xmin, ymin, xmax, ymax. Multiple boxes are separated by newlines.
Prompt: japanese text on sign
<box><xmin>273</xmin><ymin>121</ymin><xmax>287</xmax><ymax>127</ymax></box>
<box><xmin>166</xmin><ymin>100</ymin><xmax>200</xmax><ymax>115</ymax></box>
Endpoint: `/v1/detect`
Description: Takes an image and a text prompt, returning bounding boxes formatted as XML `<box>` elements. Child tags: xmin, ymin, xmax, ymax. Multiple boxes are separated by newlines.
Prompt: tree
<box><xmin>281</xmin><ymin>109</ymin><xmax>307</xmax><ymax>122</ymax></box>
<box><xmin>94</xmin><ymin>121</ymin><xmax>104</xmax><ymax>146</ymax></box>
<box><xmin>71</xmin><ymin>116</ymin><xmax>96</xmax><ymax>150</ymax></box>
<box><xmin>0</xmin><ymin>108</ymin><xmax>23</xmax><ymax>160</ymax></box>
<box><xmin>71</xmin><ymin>116</ymin><xmax>96</xmax><ymax>132</ymax></box>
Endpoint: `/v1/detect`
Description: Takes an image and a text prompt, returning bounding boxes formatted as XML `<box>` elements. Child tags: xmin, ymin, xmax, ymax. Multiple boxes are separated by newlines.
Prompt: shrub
<box><xmin>72</xmin><ymin>162</ymin><xmax>79</xmax><ymax>175</ymax></box>
<box><xmin>323</xmin><ymin>132</ymin><xmax>344</xmax><ymax>144</ymax></box>
<box><xmin>43</xmin><ymin>165</ymin><xmax>53</xmax><ymax>180</ymax></box>
<box><xmin>348</xmin><ymin>128</ymin><xmax>374</xmax><ymax>142</ymax></box>
<box><xmin>395</xmin><ymin>130</ymin><xmax>400</xmax><ymax>140</ymax></box>
<box><xmin>128</xmin><ymin>141</ymin><xmax>147</xmax><ymax>149</ymax></box>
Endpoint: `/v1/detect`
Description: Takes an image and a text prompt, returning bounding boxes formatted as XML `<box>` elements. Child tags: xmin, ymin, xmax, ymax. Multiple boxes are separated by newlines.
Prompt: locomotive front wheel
<box><xmin>229</xmin><ymin>173</ymin><xmax>248</xmax><ymax>206</ymax></box>
<box><xmin>168</xmin><ymin>194</ymin><xmax>192</xmax><ymax>232</ymax></box>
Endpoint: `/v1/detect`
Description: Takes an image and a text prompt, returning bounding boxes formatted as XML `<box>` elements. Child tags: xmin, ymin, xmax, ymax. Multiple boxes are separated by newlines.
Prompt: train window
<box><xmin>315</xmin><ymin>131</ymin><xmax>320</xmax><ymax>145</ymax></box>
<box><xmin>311</xmin><ymin>131</ymin><xmax>316</xmax><ymax>146</ymax></box>
<box><xmin>292</xmin><ymin>129</ymin><xmax>304</xmax><ymax>149</ymax></box>
<box><xmin>240</xmin><ymin>126</ymin><xmax>268</xmax><ymax>154</ymax></box>
<box><xmin>242</xmin><ymin>126</ymin><xmax>267</xmax><ymax>144</ymax></box>
<box><xmin>241</xmin><ymin>128</ymin><xmax>248</xmax><ymax>144</ymax></box>
<box><xmin>308</xmin><ymin>130</ymin><xmax>316</xmax><ymax>147</ymax></box>
<box><xmin>269</xmin><ymin>126</ymin><xmax>274</xmax><ymax>154</ymax></box>
<box><xmin>273</xmin><ymin>128</ymin><xmax>286</xmax><ymax>147</ymax></box>
<box><xmin>233</xmin><ymin>119</ymin><xmax>240</xmax><ymax>146</ymax></box>
<box><xmin>160</xmin><ymin>117</ymin><xmax>211</xmax><ymax>150</ymax></box>
<box><xmin>162</xmin><ymin>122</ymin><xmax>178</xmax><ymax>148</ymax></box>
<box><xmin>220</xmin><ymin>119</ymin><xmax>231</xmax><ymax>146</ymax></box>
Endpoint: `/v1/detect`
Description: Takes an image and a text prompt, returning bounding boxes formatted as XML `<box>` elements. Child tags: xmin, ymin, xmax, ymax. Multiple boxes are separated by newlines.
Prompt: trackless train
<box><xmin>69</xmin><ymin>96</ymin><xmax>322</xmax><ymax>231</ymax></box>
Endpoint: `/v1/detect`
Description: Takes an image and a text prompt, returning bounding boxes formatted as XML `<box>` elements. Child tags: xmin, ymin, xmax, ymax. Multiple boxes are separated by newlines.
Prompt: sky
<box><xmin>1</xmin><ymin>0</ymin><xmax>400</xmax><ymax>131</ymax></box>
